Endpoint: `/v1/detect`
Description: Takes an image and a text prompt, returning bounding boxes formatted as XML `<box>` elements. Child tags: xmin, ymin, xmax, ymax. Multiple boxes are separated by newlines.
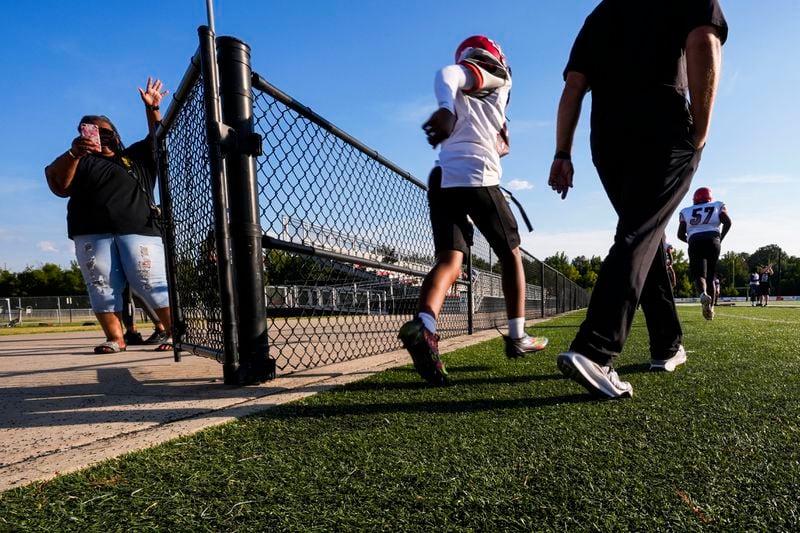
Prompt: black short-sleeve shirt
<box><xmin>564</xmin><ymin>0</ymin><xmax>728</xmax><ymax>147</ymax></box>
<box><xmin>66</xmin><ymin>137</ymin><xmax>161</xmax><ymax>239</ymax></box>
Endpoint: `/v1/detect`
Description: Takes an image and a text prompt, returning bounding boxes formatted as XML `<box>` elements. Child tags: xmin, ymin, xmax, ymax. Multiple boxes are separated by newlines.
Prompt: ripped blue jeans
<box><xmin>73</xmin><ymin>234</ymin><xmax>170</xmax><ymax>313</ymax></box>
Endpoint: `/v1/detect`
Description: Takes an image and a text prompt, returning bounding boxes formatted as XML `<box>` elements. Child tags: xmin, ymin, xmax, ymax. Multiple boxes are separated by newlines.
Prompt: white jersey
<box><xmin>679</xmin><ymin>201</ymin><xmax>725</xmax><ymax>240</ymax></box>
<box><xmin>434</xmin><ymin>65</ymin><xmax>511</xmax><ymax>188</ymax></box>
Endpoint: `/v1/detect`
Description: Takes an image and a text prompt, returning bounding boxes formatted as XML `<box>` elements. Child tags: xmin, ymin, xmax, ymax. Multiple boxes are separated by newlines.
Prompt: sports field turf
<box><xmin>1</xmin><ymin>305</ymin><xmax>798</xmax><ymax>531</ymax></box>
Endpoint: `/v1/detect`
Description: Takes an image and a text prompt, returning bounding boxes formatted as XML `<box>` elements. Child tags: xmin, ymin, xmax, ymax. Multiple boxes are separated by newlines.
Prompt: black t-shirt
<box><xmin>66</xmin><ymin>137</ymin><xmax>161</xmax><ymax>239</ymax></box>
<box><xmin>565</xmin><ymin>0</ymin><xmax>728</xmax><ymax>148</ymax></box>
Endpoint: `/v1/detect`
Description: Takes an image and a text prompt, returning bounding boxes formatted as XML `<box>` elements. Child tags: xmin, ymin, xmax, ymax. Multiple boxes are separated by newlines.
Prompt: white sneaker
<box><xmin>650</xmin><ymin>345</ymin><xmax>687</xmax><ymax>372</ymax></box>
<box><xmin>700</xmin><ymin>293</ymin><xmax>714</xmax><ymax>320</ymax></box>
<box><xmin>557</xmin><ymin>351</ymin><xmax>633</xmax><ymax>399</ymax></box>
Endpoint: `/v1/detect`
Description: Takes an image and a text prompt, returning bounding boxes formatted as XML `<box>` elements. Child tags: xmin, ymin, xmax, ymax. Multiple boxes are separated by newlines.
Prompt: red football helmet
<box><xmin>454</xmin><ymin>35</ymin><xmax>507</xmax><ymax>68</ymax></box>
<box><xmin>693</xmin><ymin>187</ymin><xmax>713</xmax><ymax>204</ymax></box>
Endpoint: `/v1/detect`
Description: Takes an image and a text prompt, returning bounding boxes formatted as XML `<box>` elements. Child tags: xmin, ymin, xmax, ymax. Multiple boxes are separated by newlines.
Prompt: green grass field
<box><xmin>0</xmin><ymin>323</ymin><xmax>101</xmax><ymax>336</ymax></box>
<box><xmin>1</xmin><ymin>306</ymin><xmax>799</xmax><ymax>531</ymax></box>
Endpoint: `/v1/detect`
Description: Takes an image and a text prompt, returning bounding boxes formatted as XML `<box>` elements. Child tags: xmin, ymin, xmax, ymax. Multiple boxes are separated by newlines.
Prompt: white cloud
<box><xmin>387</xmin><ymin>96</ymin><xmax>436</xmax><ymax>124</ymax></box>
<box><xmin>0</xmin><ymin>227</ymin><xmax>24</xmax><ymax>242</ymax></box>
<box><xmin>508</xmin><ymin>118</ymin><xmax>553</xmax><ymax>133</ymax></box>
<box><xmin>0</xmin><ymin>176</ymin><xmax>39</xmax><ymax>195</ymax></box>
<box><xmin>37</xmin><ymin>241</ymin><xmax>59</xmax><ymax>253</ymax></box>
<box><xmin>725</xmin><ymin>174</ymin><xmax>795</xmax><ymax>185</ymax></box>
<box><xmin>504</xmin><ymin>179</ymin><xmax>533</xmax><ymax>191</ymax></box>
<box><xmin>521</xmin><ymin>228</ymin><xmax>614</xmax><ymax>260</ymax></box>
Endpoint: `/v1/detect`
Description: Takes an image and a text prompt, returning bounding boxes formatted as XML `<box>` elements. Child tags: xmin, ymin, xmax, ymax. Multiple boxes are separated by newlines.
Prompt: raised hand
<box><xmin>138</xmin><ymin>77</ymin><xmax>169</xmax><ymax>108</ymax></box>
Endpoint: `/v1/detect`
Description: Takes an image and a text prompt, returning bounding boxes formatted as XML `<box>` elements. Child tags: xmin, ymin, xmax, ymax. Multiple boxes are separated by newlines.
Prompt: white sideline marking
<box><xmin>714</xmin><ymin>313</ymin><xmax>799</xmax><ymax>325</ymax></box>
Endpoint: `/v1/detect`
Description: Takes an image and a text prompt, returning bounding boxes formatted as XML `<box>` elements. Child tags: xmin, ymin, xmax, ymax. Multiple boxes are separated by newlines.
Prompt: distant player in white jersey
<box><xmin>398</xmin><ymin>36</ymin><xmax>548</xmax><ymax>386</ymax></box>
<box><xmin>749</xmin><ymin>270</ymin><xmax>760</xmax><ymax>306</ymax></box>
<box><xmin>678</xmin><ymin>187</ymin><xmax>732</xmax><ymax>320</ymax></box>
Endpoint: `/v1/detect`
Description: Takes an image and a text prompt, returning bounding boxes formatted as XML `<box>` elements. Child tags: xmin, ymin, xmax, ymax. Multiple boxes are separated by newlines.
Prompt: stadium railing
<box><xmin>157</xmin><ymin>26</ymin><xmax>589</xmax><ymax>385</ymax></box>
<box><xmin>0</xmin><ymin>295</ymin><xmax>95</xmax><ymax>325</ymax></box>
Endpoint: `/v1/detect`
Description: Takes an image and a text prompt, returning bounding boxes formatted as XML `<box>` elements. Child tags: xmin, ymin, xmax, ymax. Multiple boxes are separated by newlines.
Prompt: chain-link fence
<box><xmin>158</xmin><ymin>29</ymin><xmax>589</xmax><ymax>384</ymax></box>
<box><xmin>0</xmin><ymin>296</ymin><xmax>95</xmax><ymax>325</ymax></box>
<box><xmin>159</xmin><ymin>65</ymin><xmax>226</xmax><ymax>360</ymax></box>
<box><xmin>251</xmin><ymin>75</ymin><xmax>589</xmax><ymax>373</ymax></box>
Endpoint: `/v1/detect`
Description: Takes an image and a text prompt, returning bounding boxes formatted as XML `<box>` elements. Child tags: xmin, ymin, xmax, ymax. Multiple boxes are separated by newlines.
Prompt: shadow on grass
<box><xmin>341</xmin><ymin>371</ymin><xmax>565</xmax><ymax>392</ymax></box>
<box><xmin>529</xmin><ymin>324</ymin><xmax>583</xmax><ymax>330</ymax></box>
<box><xmin>616</xmin><ymin>362</ymin><xmax>652</xmax><ymax>375</ymax></box>
<box><xmin>391</xmin><ymin>365</ymin><xmax>494</xmax><ymax>374</ymax></box>
<box><xmin>253</xmin><ymin>391</ymin><xmax>593</xmax><ymax>420</ymax></box>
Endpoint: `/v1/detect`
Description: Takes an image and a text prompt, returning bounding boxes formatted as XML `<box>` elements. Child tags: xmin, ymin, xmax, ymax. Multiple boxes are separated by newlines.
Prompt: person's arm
<box><xmin>138</xmin><ymin>77</ymin><xmax>168</xmax><ymax>135</ymax></box>
<box><xmin>44</xmin><ymin>135</ymin><xmax>100</xmax><ymax>197</ymax></box>
<box><xmin>422</xmin><ymin>65</ymin><xmax>476</xmax><ymax>147</ymax></box>
<box><xmin>548</xmin><ymin>71</ymin><xmax>589</xmax><ymax>200</ymax></box>
<box><xmin>677</xmin><ymin>216</ymin><xmax>688</xmax><ymax>243</ymax></box>
<box><xmin>719</xmin><ymin>206</ymin><xmax>732</xmax><ymax>240</ymax></box>
<box><xmin>686</xmin><ymin>25</ymin><xmax>723</xmax><ymax>149</ymax></box>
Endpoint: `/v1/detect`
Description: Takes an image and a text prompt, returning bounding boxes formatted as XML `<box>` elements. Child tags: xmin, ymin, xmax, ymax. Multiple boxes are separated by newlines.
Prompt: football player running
<box><xmin>398</xmin><ymin>36</ymin><xmax>548</xmax><ymax>386</ymax></box>
<box><xmin>678</xmin><ymin>187</ymin><xmax>732</xmax><ymax>320</ymax></box>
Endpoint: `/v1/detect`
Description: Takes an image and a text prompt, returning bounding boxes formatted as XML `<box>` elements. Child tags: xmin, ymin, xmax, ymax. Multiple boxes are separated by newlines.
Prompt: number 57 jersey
<box><xmin>679</xmin><ymin>200</ymin><xmax>725</xmax><ymax>240</ymax></box>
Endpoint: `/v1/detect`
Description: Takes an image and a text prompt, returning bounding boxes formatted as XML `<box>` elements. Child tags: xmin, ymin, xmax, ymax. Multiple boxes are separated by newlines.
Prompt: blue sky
<box><xmin>1</xmin><ymin>0</ymin><xmax>798</xmax><ymax>271</ymax></box>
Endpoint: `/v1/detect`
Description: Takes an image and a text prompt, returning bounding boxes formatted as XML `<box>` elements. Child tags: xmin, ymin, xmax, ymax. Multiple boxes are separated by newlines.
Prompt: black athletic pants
<box><xmin>570</xmin><ymin>139</ymin><xmax>702</xmax><ymax>365</ymax></box>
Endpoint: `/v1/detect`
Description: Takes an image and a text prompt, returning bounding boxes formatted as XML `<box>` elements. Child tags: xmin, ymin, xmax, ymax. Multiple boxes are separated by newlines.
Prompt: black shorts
<box><xmin>759</xmin><ymin>282</ymin><xmax>770</xmax><ymax>296</ymax></box>
<box><xmin>427</xmin><ymin>167</ymin><xmax>520</xmax><ymax>259</ymax></box>
<box><xmin>687</xmin><ymin>234</ymin><xmax>721</xmax><ymax>282</ymax></box>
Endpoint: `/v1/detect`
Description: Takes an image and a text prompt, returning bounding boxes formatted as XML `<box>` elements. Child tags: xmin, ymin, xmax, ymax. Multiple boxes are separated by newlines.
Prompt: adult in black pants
<box><xmin>121</xmin><ymin>284</ymin><xmax>169</xmax><ymax>345</ymax></box>
<box><xmin>547</xmin><ymin>0</ymin><xmax>728</xmax><ymax>398</ymax></box>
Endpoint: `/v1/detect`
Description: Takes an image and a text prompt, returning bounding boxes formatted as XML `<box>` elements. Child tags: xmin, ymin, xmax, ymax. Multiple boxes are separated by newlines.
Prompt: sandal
<box><xmin>154</xmin><ymin>339</ymin><xmax>174</xmax><ymax>352</ymax></box>
<box><xmin>93</xmin><ymin>341</ymin><xmax>126</xmax><ymax>354</ymax></box>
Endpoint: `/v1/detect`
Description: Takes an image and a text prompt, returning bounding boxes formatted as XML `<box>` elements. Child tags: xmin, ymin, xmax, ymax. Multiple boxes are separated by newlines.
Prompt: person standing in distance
<box><xmin>547</xmin><ymin>0</ymin><xmax>728</xmax><ymax>398</ymax></box>
<box><xmin>664</xmin><ymin>240</ymin><xmax>677</xmax><ymax>290</ymax></box>
<box><xmin>398</xmin><ymin>36</ymin><xmax>548</xmax><ymax>386</ymax></box>
<box><xmin>677</xmin><ymin>186</ymin><xmax>732</xmax><ymax>320</ymax></box>
<box><xmin>749</xmin><ymin>269</ymin><xmax>761</xmax><ymax>306</ymax></box>
<box><xmin>759</xmin><ymin>264</ymin><xmax>774</xmax><ymax>307</ymax></box>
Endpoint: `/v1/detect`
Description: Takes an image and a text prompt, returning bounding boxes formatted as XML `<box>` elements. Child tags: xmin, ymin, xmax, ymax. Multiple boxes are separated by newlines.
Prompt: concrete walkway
<box><xmin>0</xmin><ymin>324</ymin><xmax>522</xmax><ymax>492</ymax></box>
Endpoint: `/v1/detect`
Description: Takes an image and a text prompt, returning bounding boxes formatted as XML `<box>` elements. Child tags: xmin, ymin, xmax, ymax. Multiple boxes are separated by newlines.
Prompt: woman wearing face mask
<box><xmin>45</xmin><ymin>77</ymin><xmax>173</xmax><ymax>354</ymax></box>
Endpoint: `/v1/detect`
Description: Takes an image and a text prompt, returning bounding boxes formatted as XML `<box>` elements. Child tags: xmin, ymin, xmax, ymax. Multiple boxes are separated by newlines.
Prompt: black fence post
<box><xmin>540</xmin><ymin>261</ymin><xmax>546</xmax><ymax>318</ymax></box>
<box><xmin>466</xmin><ymin>250</ymin><xmax>474</xmax><ymax>335</ymax></box>
<box><xmin>154</xmin><ymin>132</ymin><xmax>183</xmax><ymax>362</ymax></box>
<box><xmin>217</xmin><ymin>36</ymin><xmax>274</xmax><ymax>384</ymax></box>
<box><xmin>556</xmin><ymin>272</ymin><xmax>561</xmax><ymax>314</ymax></box>
<box><xmin>198</xmin><ymin>26</ymin><xmax>241</xmax><ymax>382</ymax></box>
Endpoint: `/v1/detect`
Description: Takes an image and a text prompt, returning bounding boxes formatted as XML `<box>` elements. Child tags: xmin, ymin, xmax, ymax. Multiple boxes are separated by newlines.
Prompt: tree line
<box><xmin>0</xmin><ymin>262</ymin><xmax>87</xmax><ymax>296</ymax></box>
<box><xmin>3</xmin><ymin>243</ymin><xmax>797</xmax><ymax>298</ymax></box>
<box><xmin>544</xmin><ymin>244</ymin><xmax>799</xmax><ymax>297</ymax></box>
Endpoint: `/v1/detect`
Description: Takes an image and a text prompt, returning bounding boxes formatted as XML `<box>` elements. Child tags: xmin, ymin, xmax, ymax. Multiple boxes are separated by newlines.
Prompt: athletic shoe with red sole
<box><xmin>398</xmin><ymin>318</ymin><xmax>449</xmax><ymax>386</ymax></box>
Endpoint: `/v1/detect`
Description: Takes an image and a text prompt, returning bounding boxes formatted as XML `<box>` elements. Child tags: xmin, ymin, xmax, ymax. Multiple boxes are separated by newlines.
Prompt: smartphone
<box><xmin>79</xmin><ymin>123</ymin><xmax>101</xmax><ymax>147</ymax></box>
